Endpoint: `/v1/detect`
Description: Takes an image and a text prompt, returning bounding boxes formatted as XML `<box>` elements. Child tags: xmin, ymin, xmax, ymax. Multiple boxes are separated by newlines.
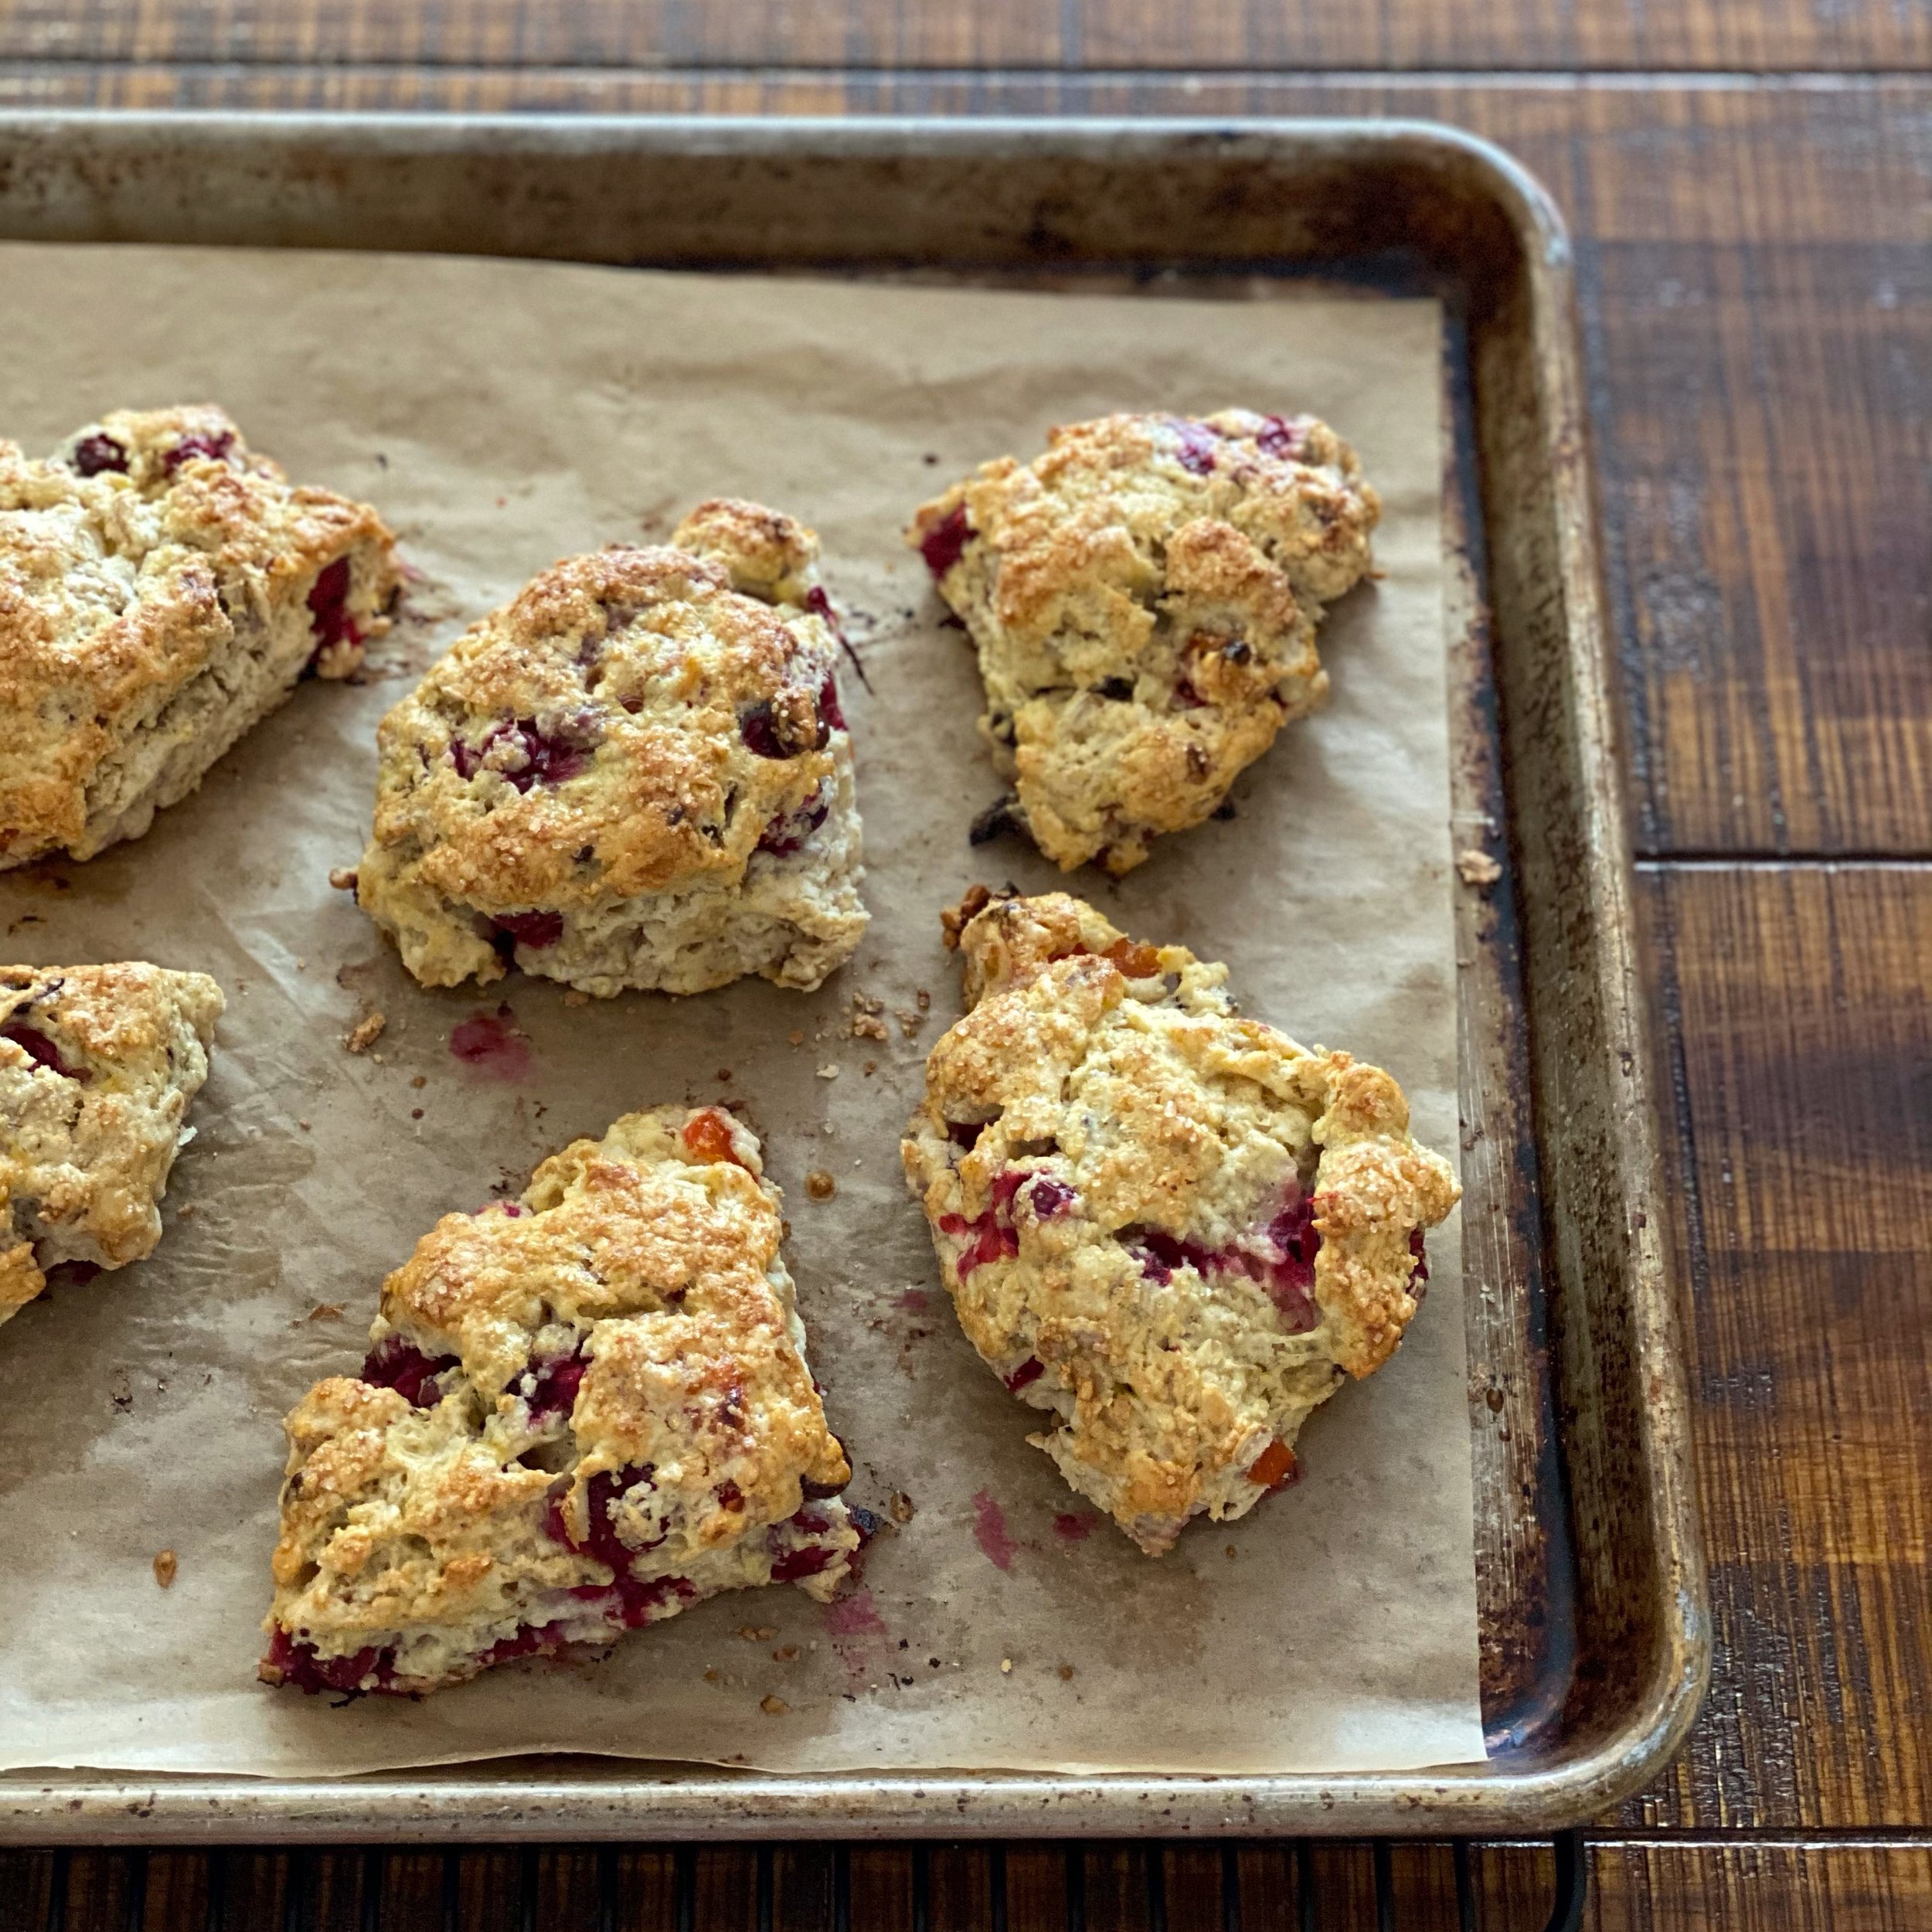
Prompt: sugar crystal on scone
<box><xmin>906</xmin><ymin>410</ymin><xmax>1378</xmax><ymax>875</ymax></box>
<box><xmin>261</xmin><ymin>1105</ymin><xmax>862</xmax><ymax>1696</ymax></box>
<box><xmin>2</xmin><ymin>963</ymin><xmax>224</xmax><ymax>1325</ymax></box>
<box><xmin>353</xmin><ymin>500</ymin><xmax>868</xmax><ymax>997</ymax></box>
<box><xmin>903</xmin><ymin>889</ymin><xmax>1458</xmax><ymax>1556</ymax></box>
<box><xmin>0</xmin><ymin>406</ymin><xmax>400</xmax><ymax>869</ymax></box>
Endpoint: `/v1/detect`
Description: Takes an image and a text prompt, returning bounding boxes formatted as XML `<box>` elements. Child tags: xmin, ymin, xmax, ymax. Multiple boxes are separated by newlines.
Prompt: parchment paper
<box><xmin>0</xmin><ymin>245</ymin><xmax>1481</xmax><ymax>1777</ymax></box>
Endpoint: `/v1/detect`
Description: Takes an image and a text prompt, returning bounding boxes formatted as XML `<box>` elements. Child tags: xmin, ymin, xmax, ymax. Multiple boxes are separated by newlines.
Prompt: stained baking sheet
<box><xmin>0</xmin><ymin>244</ymin><xmax>1478</xmax><ymax>1777</ymax></box>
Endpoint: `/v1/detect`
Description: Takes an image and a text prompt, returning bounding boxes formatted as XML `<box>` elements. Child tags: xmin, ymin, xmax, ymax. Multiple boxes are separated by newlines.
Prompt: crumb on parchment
<box><xmin>344</xmin><ymin>1012</ymin><xmax>386</xmax><ymax>1053</ymax></box>
<box><xmin>152</xmin><ymin>1550</ymin><xmax>178</xmax><ymax>1588</ymax></box>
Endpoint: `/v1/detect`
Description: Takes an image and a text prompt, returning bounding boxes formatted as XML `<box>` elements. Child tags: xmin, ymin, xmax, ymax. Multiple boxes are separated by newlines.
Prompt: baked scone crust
<box><xmin>0</xmin><ymin>406</ymin><xmax>401</xmax><ymax>869</ymax></box>
<box><xmin>1</xmin><ymin>961</ymin><xmax>225</xmax><ymax>1324</ymax></box>
<box><xmin>261</xmin><ymin>1104</ymin><xmax>862</xmax><ymax>1696</ymax></box>
<box><xmin>355</xmin><ymin>500</ymin><xmax>869</xmax><ymax>997</ymax></box>
<box><xmin>906</xmin><ymin>410</ymin><xmax>1379</xmax><ymax>875</ymax></box>
<box><xmin>903</xmin><ymin>889</ymin><xmax>1458</xmax><ymax>1555</ymax></box>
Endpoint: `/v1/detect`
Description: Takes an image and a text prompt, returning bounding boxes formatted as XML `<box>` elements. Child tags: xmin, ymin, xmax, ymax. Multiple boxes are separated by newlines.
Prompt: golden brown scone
<box><xmin>0</xmin><ymin>406</ymin><xmax>400</xmax><ymax>869</ymax></box>
<box><xmin>261</xmin><ymin>1105</ymin><xmax>865</xmax><ymax>1696</ymax></box>
<box><xmin>1</xmin><ymin>962</ymin><xmax>224</xmax><ymax>1324</ymax></box>
<box><xmin>352</xmin><ymin>500</ymin><xmax>868</xmax><ymax>997</ymax></box>
<box><xmin>906</xmin><ymin>410</ymin><xmax>1379</xmax><ymax>875</ymax></box>
<box><xmin>902</xmin><ymin>890</ymin><xmax>1458</xmax><ymax>1556</ymax></box>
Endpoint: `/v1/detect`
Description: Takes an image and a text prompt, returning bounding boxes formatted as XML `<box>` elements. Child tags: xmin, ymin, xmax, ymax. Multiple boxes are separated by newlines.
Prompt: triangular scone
<box><xmin>902</xmin><ymin>890</ymin><xmax>1459</xmax><ymax>1556</ymax></box>
<box><xmin>2</xmin><ymin>963</ymin><xmax>224</xmax><ymax>1325</ymax></box>
<box><xmin>906</xmin><ymin>410</ymin><xmax>1379</xmax><ymax>875</ymax></box>
<box><xmin>262</xmin><ymin>1105</ymin><xmax>863</xmax><ymax>1696</ymax></box>
<box><xmin>352</xmin><ymin>498</ymin><xmax>868</xmax><ymax>998</ymax></box>
<box><xmin>0</xmin><ymin>406</ymin><xmax>400</xmax><ymax>869</ymax></box>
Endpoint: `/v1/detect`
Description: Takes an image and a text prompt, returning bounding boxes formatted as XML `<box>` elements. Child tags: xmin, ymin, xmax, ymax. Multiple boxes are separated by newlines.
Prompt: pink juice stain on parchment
<box><xmin>972</xmin><ymin>1490</ymin><xmax>1015</xmax><ymax>1572</ymax></box>
<box><xmin>449</xmin><ymin>1003</ymin><xmax>531</xmax><ymax>1081</ymax></box>
<box><xmin>825</xmin><ymin>1586</ymin><xmax>891</xmax><ymax>1685</ymax></box>
<box><xmin>825</xmin><ymin>1588</ymin><xmax>889</xmax><ymax>1639</ymax></box>
<box><xmin>895</xmin><ymin>1289</ymin><xmax>931</xmax><ymax>1315</ymax></box>
<box><xmin>1053</xmin><ymin>1512</ymin><xmax>1095</xmax><ymax>1543</ymax></box>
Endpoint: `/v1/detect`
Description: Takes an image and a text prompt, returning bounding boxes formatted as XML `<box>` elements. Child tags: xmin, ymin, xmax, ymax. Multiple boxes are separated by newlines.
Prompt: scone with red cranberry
<box><xmin>902</xmin><ymin>889</ymin><xmax>1457</xmax><ymax>1556</ymax></box>
<box><xmin>0</xmin><ymin>406</ymin><xmax>400</xmax><ymax>869</ymax></box>
<box><xmin>352</xmin><ymin>500</ymin><xmax>867</xmax><ymax>997</ymax></box>
<box><xmin>906</xmin><ymin>410</ymin><xmax>1379</xmax><ymax>875</ymax></box>
<box><xmin>261</xmin><ymin>1104</ymin><xmax>862</xmax><ymax>1696</ymax></box>
<box><xmin>2</xmin><ymin>962</ymin><xmax>224</xmax><ymax>1325</ymax></box>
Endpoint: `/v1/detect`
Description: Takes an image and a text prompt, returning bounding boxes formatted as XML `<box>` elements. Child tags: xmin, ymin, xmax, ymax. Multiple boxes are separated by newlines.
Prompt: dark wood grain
<box><xmin>9</xmin><ymin>1838</ymin><xmax>1932</xmax><ymax>1928</ymax></box>
<box><xmin>1634</xmin><ymin>863</ymin><xmax>1932</xmax><ymax>1833</ymax></box>
<box><xmin>1578</xmin><ymin>1841</ymin><xmax>1932</xmax><ymax>1930</ymax></box>
<box><xmin>1</xmin><ymin>0</ymin><xmax>1928</xmax><ymax>74</ymax></box>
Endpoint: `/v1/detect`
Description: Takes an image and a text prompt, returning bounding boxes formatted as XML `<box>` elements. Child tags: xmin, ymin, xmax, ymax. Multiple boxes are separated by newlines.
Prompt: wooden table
<box><xmin>2</xmin><ymin>5</ymin><xmax>1926</xmax><ymax>1926</ymax></box>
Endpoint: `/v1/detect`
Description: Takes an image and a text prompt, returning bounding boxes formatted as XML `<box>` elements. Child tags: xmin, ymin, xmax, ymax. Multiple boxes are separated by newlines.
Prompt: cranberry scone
<box><xmin>902</xmin><ymin>889</ymin><xmax>1458</xmax><ymax>1556</ymax></box>
<box><xmin>2</xmin><ymin>962</ymin><xmax>224</xmax><ymax>1325</ymax></box>
<box><xmin>261</xmin><ymin>1104</ymin><xmax>863</xmax><ymax>1696</ymax></box>
<box><xmin>352</xmin><ymin>500</ymin><xmax>867</xmax><ymax>997</ymax></box>
<box><xmin>0</xmin><ymin>406</ymin><xmax>401</xmax><ymax>869</ymax></box>
<box><xmin>906</xmin><ymin>410</ymin><xmax>1379</xmax><ymax>876</ymax></box>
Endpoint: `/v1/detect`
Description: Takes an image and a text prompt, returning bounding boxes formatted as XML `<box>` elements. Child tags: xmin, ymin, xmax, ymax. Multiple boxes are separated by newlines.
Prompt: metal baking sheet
<box><xmin>0</xmin><ymin>113</ymin><xmax>1706</xmax><ymax>1838</ymax></box>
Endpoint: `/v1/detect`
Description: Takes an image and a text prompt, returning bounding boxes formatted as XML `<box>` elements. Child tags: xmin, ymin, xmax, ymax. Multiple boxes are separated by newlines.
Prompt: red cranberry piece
<box><xmin>70</xmin><ymin>434</ymin><xmax>128</xmax><ymax>477</ymax></box>
<box><xmin>945</xmin><ymin>1120</ymin><xmax>984</xmax><ymax>1149</ymax></box>
<box><xmin>942</xmin><ymin>1170</ymin><xmax>1042</xmax><ymax>1280</ymax></box>
<box><xmin>1170</xmin><ymin>420</ymin><xmax>1219</xmax><ymax>476</ymax></box>
<box><xmin>492</xmin><ymin>909</ymin><xmax>564</xmax><ymax>951</ymax></box>
<box><xmin>547</xmin><ymin>1464</ymin><xmax>658</xmax><ymax>1573</ymax></box>
<box><xmin>1265</xmin><ymin>1192</ymin><xmax>1321</xmax><ymax>1288</ymax></box>
<box><xmin>2</xmin><ymin>1022</ymin><xmax>89</xmax><ymax>1083</ymax></box>
<box><xmin>917</xmin><ymin>504</ymin><xmax>971</xmax><ymax>578</ymax></box>
<box><xmin>1024</xmin><ymin>1176</ymin><xmax>1077</xmax><ymax>1219</ymax></box>
<box><xmin>163</xmin><ymin>429</ymin><xmax>236</xmax><ymax>473</ymax></box>
<box><xmin>1255</xmin><ymin>414</ymin><xmax>1311</xmax><ymax>461</ymax></box>
<box><xmin>479</xmin><ymin>1618</ymin><xmax>571</xmax><ymax>1668</ymax></box>
<box><xmin>740</xmin><ymin>707</ymin><xmax>787</xmax><ymax>758</ymax></box>
<box><xmin>1139</xmin><ymin>1229</ymin><xmax>1209</xmax><ymax>1274</ymax></box>
<box><xmin>716</xmin><ymin>1479</ymin><xmax>745</xmax><ymax>1511</ymax></box>
<box><xmin>1124</xmin><ymin>1226</ymin><xmax>1213</xmax><ymax>1286</ymax></box>
<box><xmin>614</xmin><ymin>1573</ymin><xmax>697</xmax><ymax>1627</ymax></box>
<box><xmin>757</xmin><ymin>784</ymin><xmax>832</xmax><ymax>856</ymax></box>
<box><xmin>1408</xmin><ymin>1227</ymin><xmax>1429</xmax><ymax>1296</ymax></box>
<box><xmin>305</xmin><ymin>556</ymin><xmax>365</xmax><ymax>668</ymax></box>
<box><xmin>453</xmin><ymin>718</ymin><xmax>596</xmax><ymax>791</ymax></box>
<box><xmin>1265</xmin><ymin>1275</ymin><xmax>1320</xmax><ymax>1333</ymax></box>
<box><xmin>523</xmin><ymin>1343</ymin><xmax>587</xmax><ymax>1420</ymax></box>
<box><xmin>1003</xmin><ymin>1356</ymin><xmax>1044</xmax><ymax>1393</ymax></box>
<box><xmin>770</xmin><ymin>1544</ymin><xmax>839</xmax><ymax>1583</ymax></box>
<box><xmin>264</xmin><ymin>1628</ymin><xmax>396</xmax><ymax>1696</ymax></box>
<box><xmin>740</xmin><ymin>690</ymin><xmax>829</xmax><ymax>760</ymax></box>
<box><xmin>361</xmin><ymin>1335</ymin><xmax>459</xmax><ymax>1408</ymax></box>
